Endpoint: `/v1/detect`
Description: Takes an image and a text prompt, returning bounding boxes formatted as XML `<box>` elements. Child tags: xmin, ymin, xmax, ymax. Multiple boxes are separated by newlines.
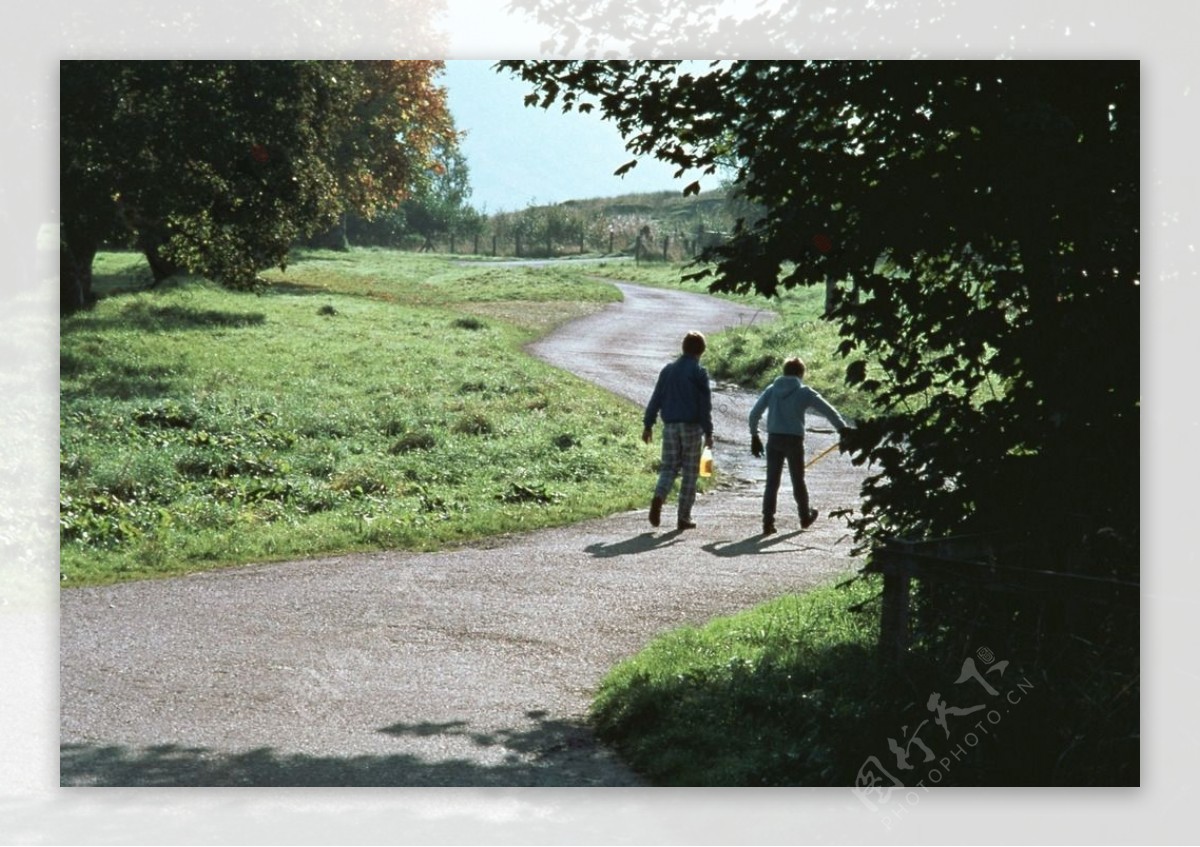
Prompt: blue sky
<box><xmin>438</xmin><ymin>60</ymin><xmax>691</xmax><ymax>213</ymax></box>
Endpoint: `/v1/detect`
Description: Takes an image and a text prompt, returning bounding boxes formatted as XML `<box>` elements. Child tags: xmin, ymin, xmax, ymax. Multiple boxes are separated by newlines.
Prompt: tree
<box><xmin>401</xmin><ymin>140</ymin><xmax>476</xmax><ymax>252</ymax></box>
<box><xmin>344</xmin><ymin>140</ymin><xmax>481</xmax><ymax>253</ymax></box>
<box><xmin>457</xmin><ymin>204</ymin><xmax>487</xmax><ymax>255</ymax></box>
<box><xmin>501</xmin><ymin>60</ymin><xmax>1139</xmax><ymax>581</ymax></box>
<box><xmin>60</xmin><ymin>60</ymin><xmax>456</xmax><ymax>311</ymax></box>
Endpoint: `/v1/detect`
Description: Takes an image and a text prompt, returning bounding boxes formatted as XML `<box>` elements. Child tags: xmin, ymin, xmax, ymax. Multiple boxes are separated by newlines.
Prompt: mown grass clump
<box><xmin>60</xmin><ymin>250</ymin><xmax>659</xmax><ymax>586</ymax></box>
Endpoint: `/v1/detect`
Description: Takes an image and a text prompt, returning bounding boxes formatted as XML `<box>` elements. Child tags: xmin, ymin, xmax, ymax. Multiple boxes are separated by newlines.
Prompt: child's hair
<box><xmin>682</xmin><ymin>331</ymin><xmax>707</xmax><ymax>356</ymax></box>
<box><xmin>783</xmin><ymin>357</ymin><xmax>806</xmax><ymax>378</ymax></box>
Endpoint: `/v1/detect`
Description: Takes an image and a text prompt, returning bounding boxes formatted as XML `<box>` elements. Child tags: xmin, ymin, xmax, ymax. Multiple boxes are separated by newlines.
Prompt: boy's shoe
<box><xmin>801</xmin><ymin>508</ymin><xmax>819</xmax><ymax>529</ymax></box>
<box><xmin>763</xmin><ymin>520</ymin><xmax>776</xmax><ymax>536</ymax></box>
<box><xmin>649</xmin><ymin>496</ymin><xmax>663</xmax><ymax>527</ymax></box>
<box><xmin>677</xmin><ymin>519</ymin><xmax>697</xmax><ymax>531</ymax></box>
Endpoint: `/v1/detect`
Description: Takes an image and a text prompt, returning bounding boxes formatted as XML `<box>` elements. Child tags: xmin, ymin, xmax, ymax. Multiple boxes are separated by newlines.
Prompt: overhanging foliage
<box><xmin>502</xmin><ymin>60</ymin><xmax>1139</xmax><ymax>579</ymax></box>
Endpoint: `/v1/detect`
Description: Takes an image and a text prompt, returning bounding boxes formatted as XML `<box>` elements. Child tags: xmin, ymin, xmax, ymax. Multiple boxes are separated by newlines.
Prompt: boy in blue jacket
<box><xmin>642</xmin><ymin>331</ymin><xmax>714</xmax><ymax>531</ymax></box>
<box><xmin>748</xmin><ymin>357</ymin><xmax>850</xmax><ymax>535</ymax></box>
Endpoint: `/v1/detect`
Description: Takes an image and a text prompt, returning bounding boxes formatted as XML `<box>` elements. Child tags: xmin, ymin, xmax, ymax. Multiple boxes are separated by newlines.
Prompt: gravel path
<box><xmin>59</xmin><ymin>281</ymin><xmax>868</xmax><ymax>787</ymax></box>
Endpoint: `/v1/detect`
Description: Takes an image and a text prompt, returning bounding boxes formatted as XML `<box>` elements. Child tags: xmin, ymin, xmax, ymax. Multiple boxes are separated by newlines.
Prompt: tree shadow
<box><xmin>701</xmin><ymin>531</ymin><xmax>822</xmax><ymax>558</ymax></box>
<box><xmin>61</xmin><ymin>710</ymin><xmax>639</xmax><ymax>787</ymax></box>
<box><xmin>378</xmin><ymin>719</ymin><xmax>471</xmax><ymax>738</ymax></box>
<box><xmin>262</xmin><ymin>280</ymin><xmax>334</xmax><ymax>297</ymax></box>
<box><xmin>59</xmin><ymin>354</ymin><xmax>180</xmax><ymax>402</ymax></box>
<box><xmin>590</xmin><ymin>640</ymin><xmax>890</xmax><ymax>786</ymax></box>
<box><xmin>61</xmin><ymin>301</ymin><xmax>268</xmax><ymax>401</ymax></box>
<box><xmin>585</xmin><ymin>530</ymin><xmax>682</xmax><ymax>558</ymax></box>
<box><xmin>590</xmin><ymin>631</ymin><xmax>1138</xmax><ymax>787</ymax></box>
<box><xmin>81</xmin><ymin>301</ymin><xmax>268</xmax><ymax>333</ymax></box>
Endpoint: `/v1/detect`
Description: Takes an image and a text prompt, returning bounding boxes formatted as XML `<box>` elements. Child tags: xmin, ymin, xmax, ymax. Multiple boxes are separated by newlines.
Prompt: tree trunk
<box><xmin>60</xmin><ymin>237</ymin><xmax>98</xmax><ymax>314</ymax></box>
<box><xmin>140</xmin><ymin>236</ymin><xmax>182</xmax><ymax>284</ymax></box>
<box><xmin>309</xmin><ymin>216</ymin><xmax>350</xmax><ymax>251</ymax></box>
<box><xmin>824</xmin><ymin>276</ymin><xmax>838</xmax><ymax>317</ymax></box>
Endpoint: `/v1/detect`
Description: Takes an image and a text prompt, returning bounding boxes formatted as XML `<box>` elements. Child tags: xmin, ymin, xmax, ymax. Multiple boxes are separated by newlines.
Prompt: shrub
<box><xmin>452</xmin><ymin>316</ymin><xmax>486</xmax><ymax>331</ymax></box>
<box><xmin>452</xmin><ymin>413</ymin><xmax>493</xmax><ymax>436</ymax></box>
<box><xmin>389</xmin><ymin>431</ymin><xmax>438</xmax><ymax>453</ymax></box>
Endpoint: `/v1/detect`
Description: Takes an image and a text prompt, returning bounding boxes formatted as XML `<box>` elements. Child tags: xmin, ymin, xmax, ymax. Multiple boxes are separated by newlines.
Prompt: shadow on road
<box><xmin>701</xmin><ymin>531</ymin><xmax>824</xmax><ymax>558</ymax></box>
<box><xmin>584</xmin><ymin>530</ymin><xmax>683</xmax><ymax>558</ymax></box>
<box><xmin>61</xmin><ymin>711</ymin><xmax>637</xmax><ymax>787</ymax></box>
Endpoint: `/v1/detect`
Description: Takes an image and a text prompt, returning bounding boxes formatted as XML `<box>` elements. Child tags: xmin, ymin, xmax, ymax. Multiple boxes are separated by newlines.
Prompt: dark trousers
<box><xmin>763</xmin><ymin>433</ymin><xmax>809</xmax><ymax>520</ymax></box>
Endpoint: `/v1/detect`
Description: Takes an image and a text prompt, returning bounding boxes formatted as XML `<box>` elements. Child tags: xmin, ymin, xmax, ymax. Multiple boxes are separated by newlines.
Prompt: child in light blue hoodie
<box><xmin>748</xmin><ymin>357</ymin><xmax>850</xmax><ymax>535</ymax></box>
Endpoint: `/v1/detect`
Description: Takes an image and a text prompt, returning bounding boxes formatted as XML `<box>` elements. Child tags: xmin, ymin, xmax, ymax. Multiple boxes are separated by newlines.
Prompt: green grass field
<box><xmin>63</xmin><ymin>248</ymin><xmax>868</xmax><ymax>587</ymax></box>
<box><xmin>61</xmin><ymin>249</ymin><xmax>670</xmax><ymax>586</ymax></box>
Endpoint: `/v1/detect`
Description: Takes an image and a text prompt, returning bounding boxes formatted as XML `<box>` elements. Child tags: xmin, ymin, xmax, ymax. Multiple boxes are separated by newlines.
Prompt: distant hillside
<box><xmin>475</xmin><ymin>186</ymin><xmax>755</xmax><ymax>260</ymax></box>
<box><xmin>341</xmin><ymin>185</ymin><xmax>753</xmax><ymax>259</ymax></box>
<box><xmin>558</xmin><ymin>187</ymin><xmax>735</xmax><ymax>233</ymax></box>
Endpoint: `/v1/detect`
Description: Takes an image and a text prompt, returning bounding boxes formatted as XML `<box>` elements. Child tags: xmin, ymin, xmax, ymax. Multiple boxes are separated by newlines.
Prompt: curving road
<box><xmin>530</xmin><ymin>280</ymin><xmax>794</xmax><ymax>485</ymax></box>
<box><xmin>59</xmin><ymin>281</ymin><xmax>867</xmax><ymax>787</ymax></box>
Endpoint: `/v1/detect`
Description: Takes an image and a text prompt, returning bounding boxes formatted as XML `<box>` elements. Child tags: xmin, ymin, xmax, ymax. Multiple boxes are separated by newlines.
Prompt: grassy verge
<box><xmin>590</xmin><ymin>572</ymin><xmax>1137</xmax><ymax>787</ymax></box>
<box><xmin>61</xmin><ymin>249</ymin><xmax>664</xmax><ymax>586</ymax></box>
<box><xmin>580</xmin><ymin>258</ymin><xmax>758</xmax><ymax>302</ymax></box>
<box><xmin>589</xmin><ymin>260</ymin><xmax>875</xmax><ymax>420</ymax></box>
<box><xmin>590</xmin><ymin>576</ymin><xmax>887</xmax><ymax>785</ymax></box>
<box><xmin>703</xmin><ymin>295</ymin><xmax>875</xmax><ymax>421</ymax></box>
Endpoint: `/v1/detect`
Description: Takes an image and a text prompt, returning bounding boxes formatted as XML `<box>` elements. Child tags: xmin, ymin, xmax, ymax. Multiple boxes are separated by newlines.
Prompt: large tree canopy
<box><xmin>503</xmin><ymin>60</ymin><xmax>1139</xmax><ymax>579</ymax></box>
<box><xmin>60</xmin><ymin>60</ymin><xmax>456</xmax><ymax>311</ymax></box>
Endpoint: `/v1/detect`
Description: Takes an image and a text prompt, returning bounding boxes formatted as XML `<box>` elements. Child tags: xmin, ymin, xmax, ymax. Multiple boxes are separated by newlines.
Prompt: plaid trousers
<box><xmin>654</xmin><ymin>421</ymin><xmax>705</xmax><ymax>521</ymax></box>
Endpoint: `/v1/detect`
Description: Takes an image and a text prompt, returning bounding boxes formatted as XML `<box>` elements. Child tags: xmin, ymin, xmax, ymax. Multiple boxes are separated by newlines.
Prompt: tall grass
<box><xmin>61</xmin><ymin>250</ymin><xmax>664</xmax><ymax>586</ymax></box>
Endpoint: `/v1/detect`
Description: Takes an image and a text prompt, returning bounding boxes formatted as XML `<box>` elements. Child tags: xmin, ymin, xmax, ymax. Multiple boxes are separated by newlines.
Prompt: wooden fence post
<box><xmin>879</xmin><ymin>567</ymin><xmax>911</xmax><ymax>665</ymax></box>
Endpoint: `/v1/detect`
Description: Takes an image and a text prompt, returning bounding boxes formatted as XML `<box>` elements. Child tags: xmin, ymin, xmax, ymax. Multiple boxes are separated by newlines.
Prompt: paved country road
<box><xmin>59</xmin><ymin>281</ymin><xmax>868</xmax><ymax>787</ymax></box>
